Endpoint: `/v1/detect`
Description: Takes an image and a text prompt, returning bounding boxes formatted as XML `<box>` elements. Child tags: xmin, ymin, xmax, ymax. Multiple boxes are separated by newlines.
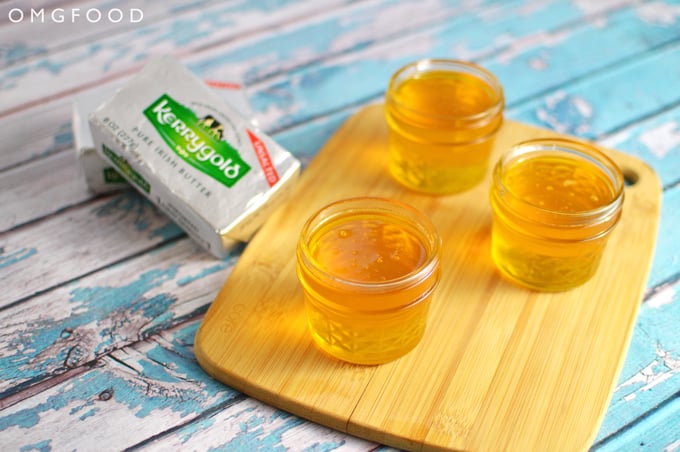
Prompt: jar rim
<box><xmin>297</xmin><ymin>197</ymin><xmax>442</xmax><ymax>292</ymax></box>
<box><xmin>493</xmin><ymin>138</ymin><xmax>625</xmax><ymax>224</ymax></box>
<box><xmin>385</xmin><ymin>58</ymin><xmax>505</xmax><ymax>123</ymax></box>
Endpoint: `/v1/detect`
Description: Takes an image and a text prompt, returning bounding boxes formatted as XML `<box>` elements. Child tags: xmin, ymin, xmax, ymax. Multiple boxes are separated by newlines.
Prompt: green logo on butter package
<box><xmin>144</xmin><ymin>94</ymin><xmax>251</xmax><ymax>187</ymax></box>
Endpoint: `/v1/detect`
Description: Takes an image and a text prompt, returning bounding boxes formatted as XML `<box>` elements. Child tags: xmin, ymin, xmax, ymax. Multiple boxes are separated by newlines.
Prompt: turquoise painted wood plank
<box><xmin>10</xmin><ymin>6</ymin><xmax>680</xmax><ymax>231</ymax></box>
<box><xmin>126</xmin><ymin>319</ymin><xmax>393</xmax><ymax>451</ymax></box>
<box><xmin>0</xmin><ymin>98</ymin><xmax>74</xmax><ymax>172</ymax></box>
<box><xmin>0</xmin><ymin>238</ymin><xmax>238</xmax><ymax>397</ymax></box>
<box><xmin>0</xmin><ymin>324</ymin><xmax>241</xmax><ymax>451</ymax></box>
<box><xmin>0</xmin><ymin>0</ymin><xmax>653</xmax><ymax>175</ymax></box>
<box><xmin>0</xmin><ymin>320</ymin><xmax>381</xmax><ymax>451</ymax></box>
<box><xmin>642</xmin><ymin>187</ymin><xmax>680</xmax><ymax>288</ymax></box>
<box><xmin>142</xmin><ymin>393</ymin><xmax>382</xmax><ymax>451</ymax></box>
<box><xmin>509</xmin><ymin>41</ymin><xmax>680</xmax><ymax>139</ymax></box>
<box><xmin>485</xmin><ymin>0</ymin><xmax>680</xmax><ymax>107</ymax></box>
<box><xmin>595</xmin><ymin>392</ymin><xmax>680</xmax><ymax>451</ymax></box>
<box><xmin>595</xmin><ymin>276</ymin><xmax>680</xmax><ymax>443</ymax></box>
<box><xmin>0</xmin><ymin>0</ymin><xmax>228</xmax><ymax>69</ymax></box>
<box><xmin>0</xmin><ymin>0</ymin><xmax>672</xmax><ymax>167</ymax></box>
<box><xmin>245</xmin><ymin>0</ymin><xmax>671</xmax><ymax>132</ymax></box>
<box><xmin>0</xmin><ymin>191</ymin><xmax>183</xmax><ymax>305</ymax></box>
<box><xmin>187</xmin><ymin>0</ymin><xmax>506</xmax><ymax>84</ymax></box>
<box><xmin>0</xmin><ymin>0</ymin><xmax>356</xmax><ymax>116</ymax></box>
<box><xmin>601</xmin><ymin>107</ymin><xmax>680</xmax><ymax>189</ymax></box>
<box><xmin>0</xmin><ymin>148</ymin><xmax>92</xmax><ymax>233</ymax></box>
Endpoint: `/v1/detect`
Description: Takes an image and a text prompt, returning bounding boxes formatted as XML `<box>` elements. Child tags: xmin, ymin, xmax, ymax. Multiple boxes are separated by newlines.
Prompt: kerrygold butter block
<box><xmin>73</xmin><ymin>78</ymin><xmax>256</xmax><ymax>194</ymax></box>
<box><xmin>89</xmin><ymin>55</ymin><xmax>300</xmax><ymax>258</ymax></box>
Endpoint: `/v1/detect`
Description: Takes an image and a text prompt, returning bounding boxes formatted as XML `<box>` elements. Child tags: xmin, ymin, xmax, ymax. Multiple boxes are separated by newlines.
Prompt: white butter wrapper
<box><xmin>89</xmin><ymin>55</ymin><xmax>300</xmax><ymax>258</ymax></box>
<box><xmin>73</xmin><ymin>78</ymin><xmax>257</xmax><ymax>194</ymax></box>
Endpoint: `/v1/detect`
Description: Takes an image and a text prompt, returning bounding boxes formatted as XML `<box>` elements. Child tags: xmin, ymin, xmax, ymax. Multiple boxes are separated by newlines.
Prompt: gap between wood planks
<box><xmin>0</xmin><ymin>364</ymin><xmax>92</xmax><ymax>411</ymax></box>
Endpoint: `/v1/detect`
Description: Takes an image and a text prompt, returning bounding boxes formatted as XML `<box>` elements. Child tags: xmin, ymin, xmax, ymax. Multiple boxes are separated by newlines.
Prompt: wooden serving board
<box><xmin>195</xmin><ymin>104</ymin><xmax>661</xmax><ymax>451</ymax></box>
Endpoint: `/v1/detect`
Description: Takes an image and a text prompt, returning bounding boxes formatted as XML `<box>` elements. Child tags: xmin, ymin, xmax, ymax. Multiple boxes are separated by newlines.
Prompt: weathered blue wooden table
<box><xmin>1</xmin><ymin>0</ymin><xmax>679</xmax><ymax>450</ymax></box>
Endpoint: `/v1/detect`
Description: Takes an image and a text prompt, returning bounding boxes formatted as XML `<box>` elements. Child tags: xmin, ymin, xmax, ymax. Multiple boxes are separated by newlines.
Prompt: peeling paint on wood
<box><xmin>0</xmin><ymin>239</ymin><xmax>238</xmax><ymax>396</ymax></box>
<box><xmin>0</xmin><ymin>192</ymin><xmax>184</xmax><ymax>305</ymax></box>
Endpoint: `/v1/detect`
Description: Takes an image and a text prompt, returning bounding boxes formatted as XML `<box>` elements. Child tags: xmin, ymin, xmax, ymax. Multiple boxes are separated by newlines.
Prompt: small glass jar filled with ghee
<box><xmin>385</xmin><ymin>59</ymin><xmax>504</xmax><ymax>194</ymax></box>
<box><xmin>489</xmin><ymin>138</ymin><xmax>625</xmax><ymax>291</ymax></box>
<box><xmin>296</xmin><ymin>197</ymin><xmax>442</xmax><ymax>365</ymax></box>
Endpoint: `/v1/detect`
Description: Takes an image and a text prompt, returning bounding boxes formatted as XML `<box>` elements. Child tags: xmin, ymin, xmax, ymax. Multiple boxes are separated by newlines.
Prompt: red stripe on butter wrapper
<box><xmin>204</xmin><ymin>80</ymin><xmax>242</xmax><ymax>90</ymax></box>
<box><xmin>247</xmin><ymin>129</ymin><xmax>280</xmax><ymax>187</ymax></box>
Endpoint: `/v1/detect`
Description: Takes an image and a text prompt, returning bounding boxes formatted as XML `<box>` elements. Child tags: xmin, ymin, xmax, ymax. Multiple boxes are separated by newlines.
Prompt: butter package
<box><xmin>73</xmin><ymin>78</ymin><xmax>256</xmax><ymax>194</ymax></box>
<box><xmin>89</xmin><ymin>55</ymin><xmax>300</xmax><ymax>257</ymax></box>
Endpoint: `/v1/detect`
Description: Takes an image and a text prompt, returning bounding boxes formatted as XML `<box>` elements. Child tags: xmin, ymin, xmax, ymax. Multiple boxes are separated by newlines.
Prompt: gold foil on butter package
<box><xmin>89</xmin><ymin>55</ymin><xmax>300</xmax><ymax>258</ymax></box>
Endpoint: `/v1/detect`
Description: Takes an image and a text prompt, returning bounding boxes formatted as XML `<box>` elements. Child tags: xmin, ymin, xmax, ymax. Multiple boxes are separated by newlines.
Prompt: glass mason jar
<box><xmin>489</xmin><ymin>138</ymin><xmax>625</xmax><ymax>291</ymax></box>
<box><xmin>385</xmin><ymin>59</ymin><xmax>504</xmax><ymax>195</ymax></box>
<box><xmin>296</xmin><ymin>197</ymin><xmax>442</xmax><ymax>365</ymax></box>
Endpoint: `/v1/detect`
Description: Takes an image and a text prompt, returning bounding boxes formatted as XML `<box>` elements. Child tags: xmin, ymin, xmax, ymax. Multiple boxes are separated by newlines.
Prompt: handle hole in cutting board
<box><xmin>623</xmin><ymin>167</ymin><xmax>639</xmax><ymax>186</ymax></box>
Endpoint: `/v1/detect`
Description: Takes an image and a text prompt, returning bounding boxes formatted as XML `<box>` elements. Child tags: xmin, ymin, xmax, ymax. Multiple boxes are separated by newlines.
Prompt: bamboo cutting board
<box><xmin>195</xmin><ymin>104</ymin><xmax>661</xmax><ymax>451</ymax></box>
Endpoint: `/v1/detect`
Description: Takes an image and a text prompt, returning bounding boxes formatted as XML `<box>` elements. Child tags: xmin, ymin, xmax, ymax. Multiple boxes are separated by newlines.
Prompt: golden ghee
<box><xmin>490</xmin><ymin>138</ymin><xmax>625</xmax><ymax>291</ymax></box>
<box><xmin>296</xmin><ymin>197</ymin><xmax>441</xmax><ymax>365</ymax></box>
<box><xmin>385</xmin><ymin>59</ymin><xmax>504</xmax><ymax>194</ymax></box>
